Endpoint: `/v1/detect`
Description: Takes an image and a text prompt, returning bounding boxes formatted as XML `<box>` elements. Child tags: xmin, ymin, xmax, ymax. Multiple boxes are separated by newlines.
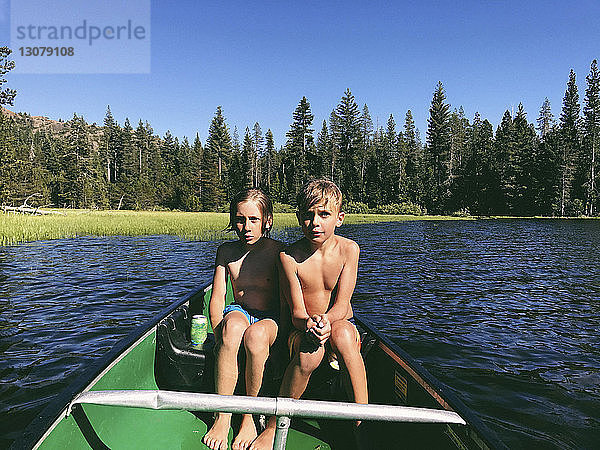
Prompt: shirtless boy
<box><xmin>251</xmin><ymin>179</ymin><xmax>368</xmax><ymax>450</ymax></box>
<box><xmin>203</xmin><ymin>188</ymin><xmax>283</xmax><ymax>450</ymax></box>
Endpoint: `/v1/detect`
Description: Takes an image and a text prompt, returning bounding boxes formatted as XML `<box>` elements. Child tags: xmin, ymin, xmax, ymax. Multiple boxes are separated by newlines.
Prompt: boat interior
<box><xmin>151</xmin><ymin>287</ymin><xmax>492</xmax><ymax>449</ymax></box>
<box><xmin>25</xmin><ymin>285</ymin><xmax>502</xmax><ymax>450</ymax></box>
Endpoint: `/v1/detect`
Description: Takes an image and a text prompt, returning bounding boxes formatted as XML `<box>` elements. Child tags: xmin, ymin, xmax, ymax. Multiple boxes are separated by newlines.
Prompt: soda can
<box><xmin>191</xmin><ymin>314</ymin><xmax>208</xmax><ymax>347</ymax></box>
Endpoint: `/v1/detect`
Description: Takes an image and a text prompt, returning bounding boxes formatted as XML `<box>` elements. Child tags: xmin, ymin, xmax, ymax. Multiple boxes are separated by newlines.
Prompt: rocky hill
<box><xmin>1</xmin><ymin>105</ymin><xmax>66</xmax><ymax>133</ymax></box>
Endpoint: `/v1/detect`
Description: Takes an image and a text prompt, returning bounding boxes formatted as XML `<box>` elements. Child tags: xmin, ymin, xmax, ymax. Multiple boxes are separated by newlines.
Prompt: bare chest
<box><xmin>296</xmin><ymin>255</ymin><xmax>344</xmax><ymax>293</ymax></box>
<box><xmin>227</xmin><ymin>250</ymin><xmax>276</xmax><ymax>289</ymax></box>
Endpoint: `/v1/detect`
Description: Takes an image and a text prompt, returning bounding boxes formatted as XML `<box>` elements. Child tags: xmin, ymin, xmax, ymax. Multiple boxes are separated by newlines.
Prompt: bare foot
<box><xmin>249</xmin><ymin>425</ymin><xmax>275</xmax><ymax>450</ymax></box>
<box><xmin>232</xmin><ymin>414</ymin><xmax>257</xmax><ymax>450</ymax></box>
<box><xmin>203</xmin><ymin>413</ymin><xmax>231</xmax><ymax>450</ymax></box>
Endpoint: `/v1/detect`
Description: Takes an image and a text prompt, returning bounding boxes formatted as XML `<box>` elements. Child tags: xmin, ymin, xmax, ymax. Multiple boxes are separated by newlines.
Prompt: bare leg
<box><xmin>232</xmin><ymin>319</ymin><xmax>277</xmax><ymax>450</ymax></box>
<box><xmin>330</xmin><ymin>320</ymin><xmax>368</xmax><ymax>426</ymax></box>
<box><xmin>279</xmin><ymin>344</ymin><xmax>325</xmax><ymax>399</ymax></box>
<box><xmin>251</xmin><ymin>341</ymin><xmax>324</xmax><ymax>450</ymax></box>
<box><xmin>203</xmin><ymin>312</ymin><xmax>249</xmax><ymax>450</ymax></box>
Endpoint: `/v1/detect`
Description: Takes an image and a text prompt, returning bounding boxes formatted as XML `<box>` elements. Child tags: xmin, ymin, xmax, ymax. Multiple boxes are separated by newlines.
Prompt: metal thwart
<box><xmin>70</xmin><ymin>389</ymin><xmax>466</xmax><ymax>449</ymax></box>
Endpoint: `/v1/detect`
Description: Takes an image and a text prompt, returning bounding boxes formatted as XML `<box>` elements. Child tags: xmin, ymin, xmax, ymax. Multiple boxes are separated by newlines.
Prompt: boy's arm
<box><xmin>279</xmin><ymin>251</ymin><xmax>312</xmax><ymax>331</ymax></box>
<box><xmin>274</xmin><ymin>255</ymin><xmax>291</xmax><ymax>346</ymax></box>
<box><xmin>323</xmin><ymin>240</ymin><xmax>360</xmax><ymax>324</ymax></box>
<box><xmin>208</xmin><ymin>245</ymin><xmax>228</xmax><ymax>331</ymax></box>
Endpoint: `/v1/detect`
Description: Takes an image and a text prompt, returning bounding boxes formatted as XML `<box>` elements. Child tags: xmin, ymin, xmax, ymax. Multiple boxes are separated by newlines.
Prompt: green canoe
<box><xmin>12</xmin><ymin>282</ymin><xmax>506</xmax><ymax>449</ymax></box>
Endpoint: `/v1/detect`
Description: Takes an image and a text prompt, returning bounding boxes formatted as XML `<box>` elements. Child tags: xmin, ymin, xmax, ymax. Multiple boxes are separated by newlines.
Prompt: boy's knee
<box><xmin>243</xmin><ymin>326</ymin><xmax>270</xmax><ymax>355</ymax></box>
<box><xmin>330</xmin><ymin>322</ymin><xmax>354</xmax><ymax>343</ymax></box>
<box><xmin>330</xmin><ymin>322</ymin><xmax>359</xmax><ymax>354</ymax></box>
<box><xmin>220</xmin><ymin>315</ymin><xmax>247</xmax><ymax>342</ymax></box>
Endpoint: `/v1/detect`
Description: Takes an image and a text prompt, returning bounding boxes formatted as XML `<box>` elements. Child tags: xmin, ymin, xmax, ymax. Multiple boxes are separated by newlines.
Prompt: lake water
<box><xmin>1</xmin><ymin>220</ymin><xmax>599</xmax><ymax>448</ymax></box>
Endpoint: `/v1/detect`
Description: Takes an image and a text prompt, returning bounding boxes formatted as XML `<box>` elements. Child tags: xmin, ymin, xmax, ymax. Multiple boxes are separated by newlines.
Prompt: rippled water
<box><xmin>1</xmin><ymin>221</ymin><xmax>599</xmax><ymax>449</ymax></box>
<box><xmin>0</xmin><ymin>236</ymin><xmax>223</xmax><ymax>448</ymax></box>
<box><xmin>350</xmin><ymin>219</ymin><xmax>600</xmax><ymax>449</ymax></box>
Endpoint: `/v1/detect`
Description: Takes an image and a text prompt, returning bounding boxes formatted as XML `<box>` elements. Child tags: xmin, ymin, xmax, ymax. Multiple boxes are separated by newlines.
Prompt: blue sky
<box><xmin>1</xmin><ymin>0</ymin><xmax>600</xmax><ymax>148</ymax></box>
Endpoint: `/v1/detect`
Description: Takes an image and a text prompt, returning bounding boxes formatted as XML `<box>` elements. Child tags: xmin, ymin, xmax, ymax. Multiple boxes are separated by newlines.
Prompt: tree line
<box><xmin>1</xmin><ymin>57</ymin><xmax>600</xmax><ymax>217</ymax></box>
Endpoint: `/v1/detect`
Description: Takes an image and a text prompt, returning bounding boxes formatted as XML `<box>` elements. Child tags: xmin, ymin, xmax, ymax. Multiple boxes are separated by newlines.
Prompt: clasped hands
<box><xmin>305</xmin><ymin>314</ymin><xmax>331</xmax><ymax>346</ymax></box>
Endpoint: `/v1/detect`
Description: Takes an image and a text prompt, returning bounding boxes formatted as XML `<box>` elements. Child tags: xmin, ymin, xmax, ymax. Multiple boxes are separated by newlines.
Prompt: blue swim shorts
<box><xmin>223</xmin><ymin>303</ymin><xmax>279</xmax><ymax>325</ymax></box>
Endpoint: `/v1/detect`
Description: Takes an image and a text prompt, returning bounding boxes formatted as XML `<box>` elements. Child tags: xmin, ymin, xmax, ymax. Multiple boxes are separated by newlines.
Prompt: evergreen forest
<box><xmin>1</xmin><ymin>54</ymin><xmax>600</xmax><ymax>217</ymax></box>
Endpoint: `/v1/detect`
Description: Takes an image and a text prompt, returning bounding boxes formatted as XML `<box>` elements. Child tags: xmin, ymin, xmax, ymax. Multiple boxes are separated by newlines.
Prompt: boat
<box><xmin>12</xmin><ymin>281</ymin><xmax>506</xmax><ymax>449</ymax></box>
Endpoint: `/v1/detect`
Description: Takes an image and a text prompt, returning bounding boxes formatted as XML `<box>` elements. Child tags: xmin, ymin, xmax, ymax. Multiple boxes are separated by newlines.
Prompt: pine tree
<box><xmin>364</xmin><ymin>127</ymin><xmax>384</xmax><ymax>205</ymax></box>
<box><xmin>228</xmin><ymin>126</ymin><xmax>245</xmax><ymax>196</ymax></box>
<box><xmin>462</xmin><ymin>113</ymin><xmax>497</xmax><ymax>214</ymax></box>
<box><xmin>205</xmin><ymin>106</ymin><xmax>232</xmax><ymax>206</ymax></box>
<box><xmin>0</xmin><ymin>109</ymin><xmax>18</xmax><ymax>203</ymax></box>
<box><xmin>448</xmin><ymin>107</ymin><xmax>471</xmax><ymax>211</ymax></box>
<box><xmin>537</xmin><ymin>98</ymin><xmax>555</xmax><ymax>141</ymax></box>
<box><xmin>62</xmin><ymin>114</ymin><xmax>92</xmax><ymax>207</ymax></box>
<box><xmin>284</xmin><ymin>96</ymin><xmax>314</xmax><ymax>199</ymax></box>
<box><xmin>120</xmin><ymin>119</ymin><xmax>136</xmax><ymax>182</ymax></box>
<box><xmin>159</xmin><ymin>131</ymin><xmax>179</xmax><ymax>208</ymax></box>
<box><xmin>134</xmin><ymin>120</ymin><xmax>147</xmax><ymax>176</ymax></box>
<box><xmin>0</xmin><ymin>110</ymin><xmax>9</xmax><ymax>201</ymax></box>
<box><xmin>134</xmin><ymin>120</ymin><xmax>159</xmax><ymax>208</ymax></box>
<box><xmin>404</xmin><ymin>110</ymin><xmax>424</xmax><ymax>205</ymax></box>
<box><xmin>535</xmin><ymin>125</ymin><xmax>561</xmax><ymax>215</ymax></box>
<box><xmin>0</xmin><ymin>47</ymin><xmax>16</xmax><ymax>106</ymax></box>
<box><xmin>358</xmin><ymin>104</ymin><xmax>374</xmax><ymax>197</ymax></box>
<box><xmin>200</xmin><ymin>137</ymin><xmax>220</xmax><ymax>211</ymax></box>
<box><xmin>188</xmin><ymin>134</ymin><xmax>203</xmax><ymax>210</ymax></box>
<box><xmin>383</xmin><ymin>114</ymin><xmax>398</xmax><ymax>203</ymax></box>
<box><xmin>558</xmin><ymin>69</ymin><xmax>581</xmax><ymax>216</ymax></box>
<box><xmin>102</xmin><ymin>106</ymin><xmax>120</xmax><ymax>185</ymax></box>
<box><xmin>175</xmin><ymin>137</ymin><xmax>197</xmax><ymax>210</ymax></box>
<box><xmin>38</xmin><ymin>129</ymin><xmax>62</xmax><ymax>207</ymax></box>
<box><xmin>232</xmin><ymin>126</ymin><xmax>241</xmax><ymax>153</ymax></box>
<box><xmin>316</xmin><ymin>120</ymin><xmax>331</xmax><ymax>181</ymax></box>
<box><xmin>264</xmin><ymin>129</ymin><xmax>275</xmax><ymax>193</ymax></box>
<box><xmin>268</xmin><ymin>138</ymin><xmax>285</xmax><ymax>203</ymax></box>
<box><xmin>512</xmin><ymin>103</ymin><xmax>538</xmax><ymax>215</ymax></box>
<box><xmin>449</xmin><ymin>107</ymin><xmax>470</xmax><ymax>178</ymax></box>
<box><xmin>535</xmin><ymin>99</ymin><xmax>560</xmax><ymax>215</ymax></box>
<box><xmin>425</xmin><ymin>81</ymin><xmax>451</xmax><ymax>213</ymax></box>
<box><xmin>0</xmin><ymin>113</ymin><xmax>49</xmax><ymax>206</ymax></box>
<box><xmin>330</xmin><ymin>89</ymin><xmax>362</xmax><ymax>201</ymax></box>
<box><xmin>241</xmin><ymin>127</ymin><xmax>253</xmax><ymax>188</ymax></box>
<box><xmin>323</xmin><ymin>114</ymin><xmax>339</xmax><ymax>183</ymax></box>
<box><xmin>113</xmin><ymin>118</ymin><xmax>137</xmax><ymax>209</ymax></box>
<box><xmin>494</xmin><ymin>110</ymin><xmax>516</xmax><ymax>214</ymax></box>
<box><xmin>582</xmin><ymin>59</ymin><xmax>600</xmax><ymax>215</ymax></box>
<box><xmin>252</xmin><ymin>122</ymin><xmax>263</xmax><ymax>187</ymax></box>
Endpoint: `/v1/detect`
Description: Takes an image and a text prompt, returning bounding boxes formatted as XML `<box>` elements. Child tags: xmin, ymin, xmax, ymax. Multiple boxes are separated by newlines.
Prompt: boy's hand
<box><xmin>308</xmin><ymin>314</ymin><xmax>331</xmax><ymax>345</ymax></box>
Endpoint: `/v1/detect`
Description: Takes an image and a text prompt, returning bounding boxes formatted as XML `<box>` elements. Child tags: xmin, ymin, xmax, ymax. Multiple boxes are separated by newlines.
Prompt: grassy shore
<box><xmin>0</xmin><ymin>209</ymin><xmax>469</xmax><ymax>246</ymax></box>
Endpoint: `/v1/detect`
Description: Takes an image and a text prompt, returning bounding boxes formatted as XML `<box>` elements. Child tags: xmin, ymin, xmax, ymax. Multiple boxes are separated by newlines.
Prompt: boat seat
<box><xmin>154</xmin><ymin>306</ymin><xmax>215</xmax><ymax>393</ymax></box>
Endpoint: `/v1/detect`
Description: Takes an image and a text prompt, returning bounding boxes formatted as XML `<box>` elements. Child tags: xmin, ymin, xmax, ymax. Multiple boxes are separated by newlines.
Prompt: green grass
<box><xmin>0</xmin><ymin>209</ymin><xmax>471</xmax><ymax>246</ymax></box>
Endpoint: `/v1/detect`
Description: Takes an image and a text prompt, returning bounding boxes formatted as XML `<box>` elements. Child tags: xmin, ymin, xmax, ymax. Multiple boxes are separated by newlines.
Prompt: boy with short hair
<box><xmin>250</xmin><ymin>179</ymin><xmax>367</xmax><ymax>450</ymax></box>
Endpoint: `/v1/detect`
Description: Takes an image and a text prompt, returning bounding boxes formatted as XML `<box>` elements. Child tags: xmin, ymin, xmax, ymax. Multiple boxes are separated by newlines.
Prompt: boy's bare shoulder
<box><xmin>334</xmin><ymin>234</ymin><xmax>360</xmax><ymax>252</ymax></box>
<box><xmin>332</xmin><ymin>234</ymin><xmax>360</xmax><ymax>257</ymax></box>
<box><xmin>217</xmin><ymin>240</ymin><xmax>240</xmax><ymax>254</ymax></box>
<box><xmin>215</xmin><ymin>240</ymin><xmax>243</xmax><ymax>263</ymax></box>
<box><xmin>263</xmin><ymin>237</ymin><xmax>285</xmax><ymax>252</ymax></box>
<box><xmin>280</xmin><ymin>239</ymin><xmax>309</xmax><ymax>263</ymax></box>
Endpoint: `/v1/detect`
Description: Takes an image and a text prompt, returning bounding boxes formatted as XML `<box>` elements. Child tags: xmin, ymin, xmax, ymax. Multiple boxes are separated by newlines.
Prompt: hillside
<box><xmin>1</xmin><ymin>105</ymin><xmax>66</xmax><ymax>133</ymax></box>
